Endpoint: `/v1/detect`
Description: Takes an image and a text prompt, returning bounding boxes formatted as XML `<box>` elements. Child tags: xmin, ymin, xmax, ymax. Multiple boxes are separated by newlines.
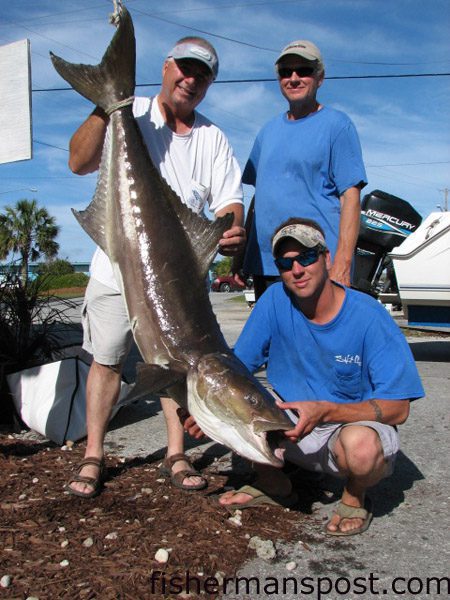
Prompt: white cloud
<box><xmin>0</xmin><ymin>0</ymin><xmax>448</xmax><ymax>258</ymax></box>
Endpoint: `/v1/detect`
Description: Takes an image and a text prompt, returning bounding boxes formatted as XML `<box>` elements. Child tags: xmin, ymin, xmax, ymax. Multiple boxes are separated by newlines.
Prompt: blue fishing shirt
<box><xmin>243</xmin><ymin>106</ymin><xmax>367</xmax><ymax>276</ymax></box>
<box><xmin>234</xmin><ymin>283</ymin><xmax>424</xmax><ymax>404</ymax></box>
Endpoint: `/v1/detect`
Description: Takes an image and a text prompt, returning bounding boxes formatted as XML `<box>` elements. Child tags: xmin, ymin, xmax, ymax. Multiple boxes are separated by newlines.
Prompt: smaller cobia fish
<box><xmin>50</xmin><ymin>7</ymin><xmax>292</xmax><ymax>467</ymax></box>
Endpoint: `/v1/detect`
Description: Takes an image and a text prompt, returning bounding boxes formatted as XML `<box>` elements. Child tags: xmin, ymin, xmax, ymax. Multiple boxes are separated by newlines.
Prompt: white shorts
<box><xmin>282</xmin><ymin>419</ymin><xmax>400</xmax><ymax>478</ymax></box>
<box><xmin>81</xmin><ymin>278</ymin><xmax>133</xmax><ymax>366</ymax></box>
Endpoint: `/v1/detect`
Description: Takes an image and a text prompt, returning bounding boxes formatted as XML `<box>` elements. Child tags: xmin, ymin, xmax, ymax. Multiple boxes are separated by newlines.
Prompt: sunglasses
<box><xmin>175</xmin><ymin>59</ymin><xmax>212</xmax><ymax>83</ymax></box>
<box><xmin>277</xmin><ymin>66</ymin><xmax>316</xmax><ymax>79</ymax></box>
<box><xmin>274</xmin><ymin>247</ymin><xmax>323</xmax><ymax>271</ymax></box>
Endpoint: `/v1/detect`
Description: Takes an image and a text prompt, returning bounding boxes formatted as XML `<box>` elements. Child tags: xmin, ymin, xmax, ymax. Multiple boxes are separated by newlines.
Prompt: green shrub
<box><xmin>38</xmin><ymin>272</ymin><xmax>89</xmax><ymax>291</ymax></box>
<box><xmin>37</xmin><ymin>258</ymin><xmax>74</xmax><ymax>277</ymax></box>
<box><xmin>0</xmin><ymin>270</ymin><xmax>80</xmax><ymax>426</ymax></box>
<box><xmin>215</xmin><ymin>256</ymin><xmax>232</xmax><ymax>277</ymax></box>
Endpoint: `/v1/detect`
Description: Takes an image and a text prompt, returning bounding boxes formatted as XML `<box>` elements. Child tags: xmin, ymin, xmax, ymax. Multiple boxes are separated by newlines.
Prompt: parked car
<box><xmin>211</xmin><ymin>275</ymin><xmax>253</xmax><ymax>293</ymax></box>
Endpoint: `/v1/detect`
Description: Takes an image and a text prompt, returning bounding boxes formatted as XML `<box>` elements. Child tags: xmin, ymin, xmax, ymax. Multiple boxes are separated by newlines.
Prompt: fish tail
<box><xmin>49</xmin><ymin>7</ymin><xmax>135</xmax><ymax>110</ymax></box>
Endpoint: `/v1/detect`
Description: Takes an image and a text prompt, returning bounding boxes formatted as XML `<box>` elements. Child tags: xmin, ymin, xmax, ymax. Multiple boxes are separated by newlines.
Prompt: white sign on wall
<box><xmin>0</xmin><ymin>39</ymin><xmax>32</xmax><ymax>165</ymax></box>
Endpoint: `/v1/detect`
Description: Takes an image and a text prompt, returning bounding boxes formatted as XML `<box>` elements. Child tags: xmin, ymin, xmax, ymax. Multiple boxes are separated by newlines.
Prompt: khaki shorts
<box><xmin>282</xmin><ymin>418</ymin><xmax>399</xmax><ymax>478</ymax></box>
<box><xmin>81</xmin><ymin>278</ymin><xmax>133</xmax><ymax>366</ymax></box>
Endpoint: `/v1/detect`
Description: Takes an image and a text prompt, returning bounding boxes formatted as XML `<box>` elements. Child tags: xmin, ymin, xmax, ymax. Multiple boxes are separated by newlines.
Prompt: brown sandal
<box><xmin>159</xmin><ymin>453</ymin><xmax>207</xmax><ymax>491</ymax></box>
<box><xmin>66</xmin><ymin>457</ymin><xmax>105</xmax><ymax>499</ymax></box>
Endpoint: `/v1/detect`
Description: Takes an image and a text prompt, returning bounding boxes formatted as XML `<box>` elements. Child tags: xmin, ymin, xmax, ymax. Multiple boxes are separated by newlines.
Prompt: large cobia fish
<box><xmin>50</xmin><ymin>7</ymin><xmax>292</xmax><ymax>466</ymax></box>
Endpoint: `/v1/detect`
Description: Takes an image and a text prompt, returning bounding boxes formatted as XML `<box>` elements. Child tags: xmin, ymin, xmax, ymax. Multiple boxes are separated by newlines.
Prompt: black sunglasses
<box><xmin>175</xmin><ymin>59</ymin><xmax>212</xmax><ymax>82</ymax></box>
<box><xmin>277</xmin><ymin>66</ymin><xmax>315</xmax><ymax>79</ymax></box>
<box><xmin>274</xmin><ymin>247</ymin><xmax>323</xmax><ymax>271</ymax></box>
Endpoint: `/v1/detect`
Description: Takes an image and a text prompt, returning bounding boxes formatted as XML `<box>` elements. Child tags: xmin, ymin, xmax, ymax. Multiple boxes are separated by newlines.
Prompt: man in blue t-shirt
<box><xmin>236</xmin><ymin>40</ymin><xmax>367</xmax><ymax>299</ymax></box>
<box><xmin>219</xmin><ymin>218</ymin><xmax>424</xmax><ymax>536</ymax></box>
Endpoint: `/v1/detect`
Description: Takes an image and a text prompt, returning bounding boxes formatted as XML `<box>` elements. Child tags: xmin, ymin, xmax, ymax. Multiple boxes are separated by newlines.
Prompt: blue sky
<box><xmin>1</xmin><ymin>0</ymin><xmax>449</xmax><ymax>262</ymax></box>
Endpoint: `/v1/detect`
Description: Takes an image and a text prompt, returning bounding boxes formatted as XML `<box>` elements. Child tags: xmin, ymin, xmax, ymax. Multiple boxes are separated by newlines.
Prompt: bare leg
<box><xmin>219</xmin><ymin>463</ymin><xmax>292</xmax><ymax>506</ymax></box>
<box><xmin>326</xmin><ymin>425</ymin><xmax>387</xmax><ymax>534</ymax></box>
<box><xmin>160</xmin><ymin>396</ymin><xmax>206</xmax><ymax>488</ymax></box>
<box><xmin>68</xmin><ymin>360</ymin><xmax>121</xmax><ymax>495</ymax></box>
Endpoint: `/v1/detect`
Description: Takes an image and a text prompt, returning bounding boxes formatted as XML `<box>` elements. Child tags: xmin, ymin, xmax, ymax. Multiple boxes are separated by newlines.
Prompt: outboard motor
<box><xmin>353</xmin><ymin>190</ymin><xmax>422</xmax><ymax>297</ymax></box>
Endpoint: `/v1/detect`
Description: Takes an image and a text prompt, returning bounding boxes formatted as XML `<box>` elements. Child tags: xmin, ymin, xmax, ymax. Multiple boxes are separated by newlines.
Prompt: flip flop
<box><xmin>66</xmin><ymin>457</ymin><xmax>105</xmax><ymax>499</ymax></box>
<box><xmin>218</xmin><ymin>484</ymin><xmax>298</xmax><ymax>511</ymax></box>
<box><xmin>324</xmin><ymin>497</ymin><xmax>373</xmax><ymax>536</ymax></box>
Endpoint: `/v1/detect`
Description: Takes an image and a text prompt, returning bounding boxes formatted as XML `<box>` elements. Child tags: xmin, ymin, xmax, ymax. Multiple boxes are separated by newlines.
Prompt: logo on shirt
<box><xmin>335</xmin><ymin>354</ymin><xmax>361</xmax><ymax>366</ymax></box>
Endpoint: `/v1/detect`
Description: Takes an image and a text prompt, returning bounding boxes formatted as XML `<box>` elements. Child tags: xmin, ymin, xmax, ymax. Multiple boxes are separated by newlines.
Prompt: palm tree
<box><xmin>0</xmin><ymin>199</ymin><xmax>59</xmax><ymax>283</ymax></box>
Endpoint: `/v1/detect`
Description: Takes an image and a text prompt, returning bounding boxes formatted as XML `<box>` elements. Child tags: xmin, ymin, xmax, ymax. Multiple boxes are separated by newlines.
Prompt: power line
<box><xmin>3</xmin><ymin>1</ymin><xmax>449</xmax><ymax>68</ymax></box>
<box><xmin>207</xmin><ymin>73</ymin><xmax>450</xmax><ymax>83</ymax></box>
<box><xmin>25</xmin><ymin>144</ymin><xmax>450</xmax><ymax>171</ymax></box>
<box><xmin>32</xmin><ymin>71</ymin><xmax>450</xmax><ymax>93</ymax></box>
<box><xmin>0</xmin><ymin>0</ymin><xmax>307</xmax><ymax>25</ymax></box>
<box><xmin>1</xmin><ymin>16</ymin><xmax>99</xmax><ymax>61</ymax></box>
<box><xmin>132</xmin><ymin>5</ymin><xmax>276</xmax><ymax>52</ymax></box>
<box><xmin>34</xmin><ymin>140</ymin><xmax>69</xmax><ymax>152</ymax></box>
<box><xmin>130</xmin><ymin>5</ymin><xmax>450</xmax><ymax>64</ymax></box>
<box><xmin>367</xmin><ymin>161</ymin><xmax>450</xmax><ymax>168</ymax></box>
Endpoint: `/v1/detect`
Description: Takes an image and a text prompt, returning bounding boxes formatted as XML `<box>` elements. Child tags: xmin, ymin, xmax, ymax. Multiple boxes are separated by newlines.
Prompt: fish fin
<box><xmin>165</xmin><ymin>380</ymin><xmax>188</xmax><ymax>409</ymax></box>
<box><xmin>71</xmin><ymin>193</ymin><xmax>109</xmax><ymax>253</ymax></box>
<box><xmin>50</xmin><ymin>7</ymin><xmax>135</xmax><ymax>109</ymax></box>
<box><xmin>168</xmin><ymin>193</ymin><xmax>234</xmax><ymax>278</ymax></box>
<box><xmin>146</xmin><ymin>161</ymin><xmax>234</xmax><ymax>278</ymax></box>
<box><xmin>124</xmin><ymin>363</ymin><xmax>184</xmax><ymax>404</ymax></box>
<box><xmin>70</xmin><ymin>131</ymin><xmax>113</xmax><ymax>254</ymax></box>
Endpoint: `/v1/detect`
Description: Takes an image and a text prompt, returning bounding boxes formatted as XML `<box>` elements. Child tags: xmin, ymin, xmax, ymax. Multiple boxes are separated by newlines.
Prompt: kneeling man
<box><xmin>218</xmin><ymin>217</ymin><xmax>424</xmax><ymax>535</ymax></box>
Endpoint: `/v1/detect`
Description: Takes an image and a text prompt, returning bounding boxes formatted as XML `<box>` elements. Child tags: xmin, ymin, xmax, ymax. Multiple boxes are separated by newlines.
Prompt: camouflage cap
<box><xmin>272</xmin><ymin>223</ymin><xmax>327</xmax><ymax>256</ymax></box>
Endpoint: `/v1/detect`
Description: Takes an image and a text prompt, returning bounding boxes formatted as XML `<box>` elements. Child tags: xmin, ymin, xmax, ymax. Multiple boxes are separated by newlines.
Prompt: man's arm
<box><xmin>329</xmin><ymin>185</ymin><xmax>361</xmax><ymax>286</ymax></box>
<box><xmin>277</xmin><ymin>398</ymin><xmax>410</xmax><ymax>442</ymax></box>
<box><xmin>69</xmin><ymin>107</ymin><xmax>109</xmax><ymax>175</ymax></box>
<box><xmin>216</xmin><ymin>202</ymin><xmax>246</xmax><ymax>257</ymax></box>
<box><xmin>231</xmin><ymin>195</ymin><xmax>255</xmax><ymax>286</ymax></box>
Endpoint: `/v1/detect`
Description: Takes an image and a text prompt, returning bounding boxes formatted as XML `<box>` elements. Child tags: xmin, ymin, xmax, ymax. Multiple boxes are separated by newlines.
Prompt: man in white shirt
<box><xmin>67</xmin><ymin>37</ymin><xmax>245</xmax><ymax>498</ymax></box>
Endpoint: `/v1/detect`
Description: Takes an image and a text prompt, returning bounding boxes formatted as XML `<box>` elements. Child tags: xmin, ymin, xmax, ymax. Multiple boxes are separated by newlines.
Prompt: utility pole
<box><xmin>438</xmin><ymin>187</ymin><xmax>448</xmax><ymax>211</ymax></box>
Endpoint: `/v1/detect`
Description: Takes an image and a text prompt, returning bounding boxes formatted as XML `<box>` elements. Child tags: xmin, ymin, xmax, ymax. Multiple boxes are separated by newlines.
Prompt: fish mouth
<box><xmin>253</xmin><ymin>422</ymin><xmax>289</xmax><ymax>467</ymax></box>
<box><xmin>253</xmin><ymin>418</ymin><xmax>291</xmax><ymax>435</ymax></box>
<box><xmin>266</xmin><ymin>430</ymin><xmax>287</xmax><ymax>464</ymax></box>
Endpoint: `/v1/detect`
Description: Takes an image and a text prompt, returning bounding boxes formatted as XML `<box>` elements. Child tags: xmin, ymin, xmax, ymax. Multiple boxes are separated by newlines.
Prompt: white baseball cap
<box><xmin>168</xmin><ymin>41</ymin><xmax>218</xmax><ymax>79</ymax></box>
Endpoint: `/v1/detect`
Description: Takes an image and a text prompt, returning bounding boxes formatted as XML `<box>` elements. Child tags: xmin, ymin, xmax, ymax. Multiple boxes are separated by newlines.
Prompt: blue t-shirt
<box><xmin>243</xmin><ymin>106</ymin><xmax>367</xmax><ymax>276</ymax></box>
<box><xmin>234</xmin><ymin>283</ymin><xmax>424</xmax><ymax>404</ymax></box>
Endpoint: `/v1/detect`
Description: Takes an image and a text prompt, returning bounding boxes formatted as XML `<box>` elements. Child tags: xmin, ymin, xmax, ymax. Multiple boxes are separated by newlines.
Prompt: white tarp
<box><xmin>7</xmin><ymin>357</ymin><xmax>132</xmax><ymax>445</ymax></box>
<box><xmin>0</xmin><ymin>39</ymin><xmax>32</xmax><ymax>165</ymax></box>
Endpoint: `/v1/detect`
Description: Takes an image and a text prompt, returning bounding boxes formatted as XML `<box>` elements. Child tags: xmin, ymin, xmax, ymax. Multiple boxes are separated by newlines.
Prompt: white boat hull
<box><xmin>390</xmin><ymin>211</ymin><xmax>450</xmax><ymax>327</ymax></box>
